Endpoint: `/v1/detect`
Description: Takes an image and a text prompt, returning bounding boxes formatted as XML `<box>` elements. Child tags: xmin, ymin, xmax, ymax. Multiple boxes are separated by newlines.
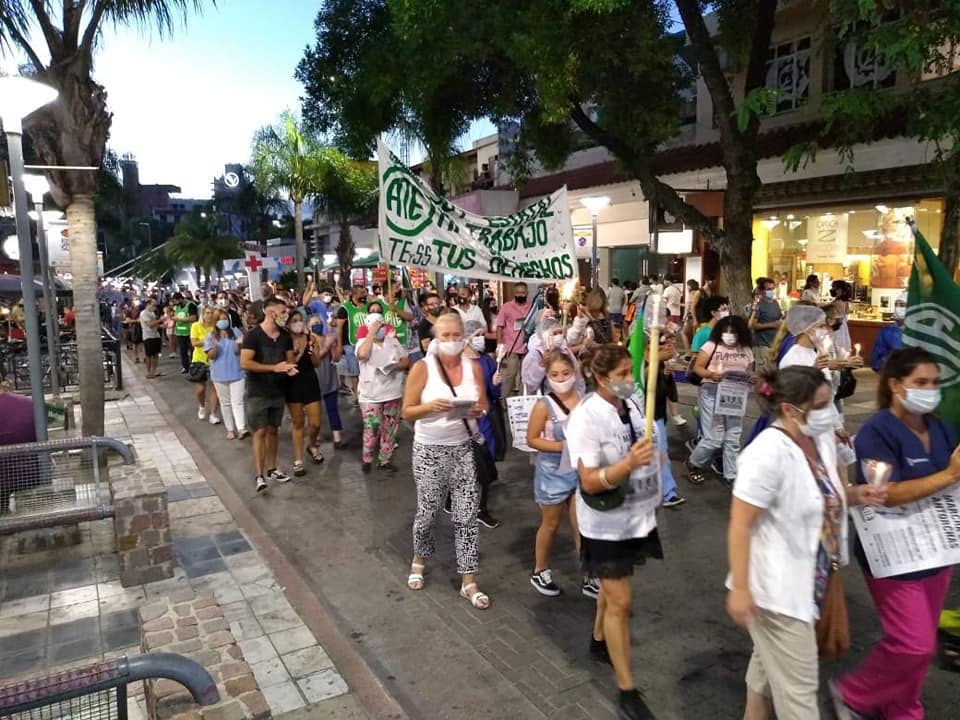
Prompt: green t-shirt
<box><xmin>173</xmin><ymin>302</ymin><xmax>197</xmax><ymax>336</ymax></box>
<box><xmin>691</xmin><ymin>324</ymin><xmax>712</xmax><ymax>353</ymax></box>
<box><xmin>383</xmin><ymin>297</ymin><xmax>408</xmax><ymax>345</ymax></box>
<box><xmin>339</xmin><ymin>300</ymin><xmax>368</xmax><ymax>346</ymax></box>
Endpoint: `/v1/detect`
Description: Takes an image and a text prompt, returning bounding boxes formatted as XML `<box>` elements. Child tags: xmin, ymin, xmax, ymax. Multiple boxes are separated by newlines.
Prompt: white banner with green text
<box><xmin>377</xmin><ymin>140</ymin><xmax>576</xmax><ymax>281</ymax></box>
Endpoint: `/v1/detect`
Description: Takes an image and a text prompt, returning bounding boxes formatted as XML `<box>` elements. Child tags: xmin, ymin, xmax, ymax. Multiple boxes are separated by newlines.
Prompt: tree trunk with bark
<box><xmin>67</xmin><ymin>196</ymin><xmax>105</xmax><ymax>436</ymax></box>
<box><xmin>294</xmin><ymin>200</ymin><xmax>305</xmax><ymax>292</ymax></box>
<box><xmin>336</xmin><ymin>220</ymin><xmax>354</xmax><ymax>293</ymax></box>
<box><xmin>941</xmin><ymin>159</ymin><xmax>960</xmax><ymax>281</ymax></box>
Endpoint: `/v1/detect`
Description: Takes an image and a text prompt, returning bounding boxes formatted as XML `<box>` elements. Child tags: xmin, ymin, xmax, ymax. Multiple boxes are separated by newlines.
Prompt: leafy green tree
<box><xmin>166</xmin><ymin>211</ymin><xmax>242</xmax><ymax>288</ymax></box>
<box><xmin>312</xmin><ymin>151</ymin><xmax>378</xmax><ymax>292</ymax></box>
<box><xmin>297</xmin><ymin>0</ymin><xmax>780</xmax><ymax>307</ymax></box>
<box><xmin>0</xmin><ymin>0</ymin><xmax>207</xmax><ymax>435</ymax></box>
<box><xmin>251</xmin><ymin>112</ymin><xmax>325</xmax><ymax>291</ymax></box>
<box><xmin>784</xmin><ymin>1</ymin><xmax>960</xmax><ymax>276</ymax></box>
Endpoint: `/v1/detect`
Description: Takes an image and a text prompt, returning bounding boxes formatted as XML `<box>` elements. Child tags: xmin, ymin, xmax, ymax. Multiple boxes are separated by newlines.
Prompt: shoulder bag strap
<box><xmin>436</xmin><ymin>356</ymin><xmax>475</xmax><ymax>440</ymax></box>
<box><xmin>547</xmin><ymin>391</ymin><xmax>571</xmax><ymax>416</ymax></box>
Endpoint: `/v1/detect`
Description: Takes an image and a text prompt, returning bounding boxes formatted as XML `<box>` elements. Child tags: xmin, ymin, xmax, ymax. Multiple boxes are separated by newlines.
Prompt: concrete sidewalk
<box><xmin>0</xmin><ymin>362</ymin><xmax>387</xmax><ymax>719</ymax></box>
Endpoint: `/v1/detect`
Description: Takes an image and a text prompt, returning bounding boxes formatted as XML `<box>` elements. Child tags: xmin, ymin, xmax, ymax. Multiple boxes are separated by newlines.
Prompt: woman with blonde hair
<box><xmin>189</xmin><ymin>305</ymin><xmax>220</xmax><ymax>424</ymax></box>
<box><xmin>204</xmin><ymin>309</ymin><xmax>247</xmax><ymax>438</ymax></box>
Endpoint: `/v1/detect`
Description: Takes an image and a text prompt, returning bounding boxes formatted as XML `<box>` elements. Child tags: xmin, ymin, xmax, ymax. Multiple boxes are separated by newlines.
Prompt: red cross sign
<box><xmin>244</xmin><ymin>255</ymin><xmax>263</xmax><ymax>272</ymax></box>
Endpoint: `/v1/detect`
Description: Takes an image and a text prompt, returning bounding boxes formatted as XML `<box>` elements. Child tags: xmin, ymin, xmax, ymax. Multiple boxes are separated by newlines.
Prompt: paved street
<box><xmin>138</xmin><ymin>355</ymin><xmax>960</xmax><ymax>719</ymax></box>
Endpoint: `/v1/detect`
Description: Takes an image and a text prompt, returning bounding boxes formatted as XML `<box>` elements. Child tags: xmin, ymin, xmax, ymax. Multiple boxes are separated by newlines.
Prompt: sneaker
<box><xmin>530</xmin><ymin>569</ymin><xmax>561</xmax><ymax>597</ymax></box>
<box><xmin>581</xmin><ymin>577</ymin><xmax>601</xmax><ymax>600</ymax></box>
<box><xmin>671</xmin><ymin>414</ymin><xmax>687</xmax><ymax>426</ymax></box>
<box><xmin>255</xmin><ymin>476</ymin><xmax>268</xmax><ymax>494</ymax></box>
<box><xmin>662</xmin><ymin>495</ymin><xmax>686</xmax><ymax>508</ymax></box>
<box><xmin>266</xmin><ymin>468</ymin><xmax>291</xmax><ymax>483</ymax></box>
<box><xmin>237</xmin><ymin>429</ymin><xmax>249</xmax><ymax>439</ymax></box>
<box><xmin>477</xmin><ymin>510</ymin><xmax>501</xmax><ymax>529</ymax></box>
<box><xmin>618</xmin><ymin>689</ymin><xmax>655</xmax><ymax>720</ymax></box>
<box><xmin>362</xmin><ymin>462</ymin><xmax>372</xmax><ymax>474</ymax></box>
<box><xmin>180</xmin><ymin>368</ymin><xmax>187</xmax><ymax>374</ymax></box>
<box><xmin>225</xmin><ymin>430</ymin><xmax>237</xmax><ymax>440</ymax></box>
<box><xmin>208</xmin><ymin>413</ymin><xmax>221</xmax><ymax>425</ymax></box>
<box><xmin>378</xmin><ymin>462</ymin><xmax>398</xmax><ymax>474</ymax></box>
<box><xmin>686</xmin><ymin>460</ymin><xmax>705</xmax><ymax>486</ymax></box>
<box><xmin>168</xmin><ymin>353</ymin><xmax>176</xmax><ymax>359</ymax></box>
<box><xmin>589</xmin><ymin>637</ymin><xmax>612</xmax><ymax>665</ymax></box>
<box><xmin>197</xmin><ymin>406</ymin><xmax>206</xmax><ymax>420</ymax></box>
<box><xmin>828</xmin><ymin>679</ymin><xmax>874</xmax><ymax>720</ymax></box>
<box><xmin>710</xmin><ymin>457</ymin><xmax>724</xmax><ymax>475</ymax></box>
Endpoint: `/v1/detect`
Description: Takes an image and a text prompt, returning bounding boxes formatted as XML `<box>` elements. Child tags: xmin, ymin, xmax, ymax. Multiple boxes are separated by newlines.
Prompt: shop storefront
<box><xmin>752</xmin><ymin>197</ymin><xmax>944</xmax><ymax>357</ymax></box>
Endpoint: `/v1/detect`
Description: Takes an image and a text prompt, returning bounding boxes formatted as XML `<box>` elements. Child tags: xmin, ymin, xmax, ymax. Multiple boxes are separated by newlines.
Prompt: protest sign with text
<box><xmin>378</xmin><ymin>141</ymin><xmax>576</xmax><ymax>282</ymax></box>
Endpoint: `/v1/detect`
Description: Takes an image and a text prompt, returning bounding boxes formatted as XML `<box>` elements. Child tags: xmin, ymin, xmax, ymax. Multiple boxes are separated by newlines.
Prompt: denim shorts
<box><xmin>339</xmin><ymin>344</ymin><xmax>360</xmax><ymax>376</ymax></box>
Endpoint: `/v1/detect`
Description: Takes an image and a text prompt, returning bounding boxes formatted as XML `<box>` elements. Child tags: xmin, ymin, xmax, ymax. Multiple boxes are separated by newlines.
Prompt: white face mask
<box><xmin>289</xmin><ymin>321</ymin><xmax>304</xmax><ymax>334</ymax></box>
<box><xmin>902</xmin><ymin>387</ymin><xmax>941</xmax><ymax>414</ymax></box>
<box><xmin>549</xmin><ymin>377</ymin><xmax>576</xmax><ymax>394</ymax></box>
<box><xmin>718</xmin><ymin>310</ymin><xmax>730</xmax><ymax>319</ymax></box>
<box><xmin>798</xmin><ymin>405</ymin><xmax>837</xmax><ymax>436</ymax></box>
<box><xmin>365</xmin><ymin>313</ymin><xmax>383</xmax><ymax>326</ymax></box>
<box><xmin>547</xmin><ymin>334</ymin><xmax>564</xmax><ymax>349</ymax></box>
<box><xmin>721</xmin><ymin>332</ymin><xmax>737</xmax><ymax>346</ymax></box>
<box><xmin>893</xmin><ymin>306</ymin><xmax>906</xmax><ymax>320</ymax></box>
<box><xmin>320</xmin><ymin>294</ymin><xmax>333</xmax><ymax>304</ymax></box>
<box><xmin>438</xmin><ymin>340</ymin><xmax>464</xmax><ymax>356</ymax></box>
<box><xmin>469</xmin><ymin>335</ymin><xmax>486</xmax><ymax>352</ymax></box>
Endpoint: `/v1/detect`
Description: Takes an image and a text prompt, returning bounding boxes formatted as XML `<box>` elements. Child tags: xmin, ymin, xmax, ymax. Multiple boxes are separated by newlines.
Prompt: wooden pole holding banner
<box><xmin>644</xmin><ymin>294</ymin><xmax>662</xmax><ymax>439</ymax></box>
<box><xmin>386</xmin><ymin>263</ymin><xmax>393</xmax><ymax>301</ymax></box>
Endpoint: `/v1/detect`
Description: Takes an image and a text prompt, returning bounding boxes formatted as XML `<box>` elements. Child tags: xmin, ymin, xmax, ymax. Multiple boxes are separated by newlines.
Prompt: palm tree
<box><xmin>250</xmin><ymin>112</ymin><xmax>325</xmax><ymax>292</ymax></box>
<box><xmin>0</xmin><ymin>1</ymin><xmax>207</xmax><ymax>436</ymax></box>
<box><xmin>166</xmin><ymin>211</ymin><xmax>242</xmax><ymax>288</ymax></box>
<box><xmin>312</xmin><ymin>150</ymin><xmax>378</xmax><ymax>292</ymax></box>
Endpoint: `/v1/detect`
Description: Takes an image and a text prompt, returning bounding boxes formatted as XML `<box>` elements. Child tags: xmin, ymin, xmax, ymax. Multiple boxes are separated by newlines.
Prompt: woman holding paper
<box><xmin>832</xmin><ymin>347</ymin><xmax>960</xmax><ymax>720</ymax></box>
<box><xmin>565</xmin><ymin>344</ymin><xmax>659</xmax><ymax>720</ymax></box>
<box><xmin>685</xmin><ymin>316</ymin><xmax>754</xmax><ymax>486</ymax></box>
<box><xmin>727</xmin><ymin>366</ymin><xmax>885</xmax><ymax>720</ymax></box>
<box><xmin>401</xmin><ymin>312</ymin><xmax>491</xmax><ymax>609</ymax></box>
<box><xmin>356</xmin><ymin>300</ymin><xmax>409</xmax><ymax>475</ymax></box>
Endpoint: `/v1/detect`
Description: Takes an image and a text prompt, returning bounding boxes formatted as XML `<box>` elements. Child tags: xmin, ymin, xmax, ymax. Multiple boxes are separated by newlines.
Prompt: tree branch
<box><xmin>1</xmin><ymin>18</ymin><xmax>45</xmax><ymax>71</ymax></box>
<box><xmin>568</xmin><ymin>101</ymin><xmax>722</xmax><ymax>244</ymax></box>
<box><xmin>30</xmin><ymin>0</ymin><xmax>62</xmax><ymax>57</ymax></box>
<box><xmin>80</xmin><ymin>0</ymin><xmax>110</xmax><ymax>55</ymax></box>
<box><xmin>741</xmin><ymin>0</ymin><xmax>779</xmax><ymax>141</ymax></box>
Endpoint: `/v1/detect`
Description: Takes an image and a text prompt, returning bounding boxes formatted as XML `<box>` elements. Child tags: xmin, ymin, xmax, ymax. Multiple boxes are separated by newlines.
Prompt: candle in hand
<box><xmin>854</xmin><ymin>342</ymin><xmax>862</xmax><ymax>356</ymax></box>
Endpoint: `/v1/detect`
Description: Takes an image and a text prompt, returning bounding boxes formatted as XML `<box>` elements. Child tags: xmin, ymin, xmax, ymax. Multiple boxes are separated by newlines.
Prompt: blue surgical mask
<box><xmin>215</xmin><ymin>319</ymin><xmax>230</xmax><ymax>330</ymax></box>
<box><xmin>765</xmin><ymin>290</ymin><xmax>776</xmax><ymax>299</ymax></box>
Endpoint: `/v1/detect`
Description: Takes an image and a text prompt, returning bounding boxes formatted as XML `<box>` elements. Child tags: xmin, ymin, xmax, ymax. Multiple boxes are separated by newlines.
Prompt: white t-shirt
<box><xmin>454</xmin><ymin>303</ymin><xmax>485</xmax><ymax>329</ymax></box>
<box><xmin>779</xmin><ymin>343</ymin><xmax>837</xmax><ymax>391</ymax></box>
<box><xmin>566</xmin><ymin>393</ymin><xmax>660</xmax><ymax>541</ymax></box>
<box><xmin>357</xmin><ymin>336</ymin><xmax>406</xmax><ymax>403</ymax></box>
<box><xmin>606</xmin><ymin>285</ymin><xmax>626</xmax><ymax>315</ymax></box>
<box><xmin>139</xmin><ymin>309</ymin><xmax>159</xmax><ymax>340</ymax></box>
<box><xmin>726</xmin><ymin>426</ymin><xmax>848</xmax><ymax>622</ymax></box>
<box><xmin>662</xmin><ymin>284</ymin><xmax>682</xmax><ymax>317</ymax></box>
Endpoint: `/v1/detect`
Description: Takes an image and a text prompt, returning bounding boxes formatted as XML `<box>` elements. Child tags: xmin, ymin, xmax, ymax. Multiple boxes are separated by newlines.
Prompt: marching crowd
<box><xmin>114</xmin><ymin>273</ymin><xmax>958</xmax><ymax>720</ymax></box>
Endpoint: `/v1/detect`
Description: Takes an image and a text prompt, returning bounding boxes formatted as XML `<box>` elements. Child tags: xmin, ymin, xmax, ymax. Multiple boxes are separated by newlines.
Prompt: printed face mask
<box><xmin>274</xmin><ymin>313</ymin><xmax>288</xmax><ymax>327</ymax></box>
<box><xmin>607</xmin><ymin>378</ymin><xmax>635</xmax><ymax>399</ymax></box>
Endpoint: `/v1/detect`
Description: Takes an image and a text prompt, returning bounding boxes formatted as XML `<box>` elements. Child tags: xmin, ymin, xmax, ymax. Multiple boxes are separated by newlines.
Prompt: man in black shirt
<box><xmin>416</xmin><ymin>292</ymin><xmax>443</xmax><ymax>354</ymax></box>
<box><xmin>241</xmin><ymin>297</ymin><xmax>296</xmax><ymax>493</ymax></box>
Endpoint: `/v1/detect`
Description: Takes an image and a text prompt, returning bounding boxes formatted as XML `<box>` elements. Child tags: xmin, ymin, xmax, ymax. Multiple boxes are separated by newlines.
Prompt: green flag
<box><xmin>629</xmin><ymin>313</ymin><xmax>646</xmax><ymax>391</ymax></box>
<box><xmin>904</xmin><ymin>221</ymin><xmax>960</xmax><ymax>433</ymax></box>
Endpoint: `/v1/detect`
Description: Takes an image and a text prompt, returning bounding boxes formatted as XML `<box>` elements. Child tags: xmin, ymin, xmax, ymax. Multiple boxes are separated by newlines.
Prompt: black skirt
<box><xmin>580</xmin><ymin>529</ymin><xmax>664</xmax><ymax>579</ymax></box>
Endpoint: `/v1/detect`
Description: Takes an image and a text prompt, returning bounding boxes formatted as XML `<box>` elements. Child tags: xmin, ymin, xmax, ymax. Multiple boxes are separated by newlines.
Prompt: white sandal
<box><xmin>407</xmin><ymin>562</ymin><xmax>425</xmax><ymax>590</ymax></box>
<box><xmin>459</xmin><ymin>582</ymin><xmax>490</xmax><ymax>609</ymax></box>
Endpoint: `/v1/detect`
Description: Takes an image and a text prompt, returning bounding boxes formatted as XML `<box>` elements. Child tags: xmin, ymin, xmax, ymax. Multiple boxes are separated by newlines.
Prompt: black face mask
<box><xmin>515</xmin><ymin>295</ymin><xmax>528</xmax><ymax>304</ymax></box>
<box><xmin>427</xmin><ymin>307</ymin><xmax>441</xmax><ymax>316</ymax></box>
<box><xmin>831</xmin><ymin>321</ymin><xmax>842</xmax><ymax>331</ymax></box>
<box><xmin>357</xmin><ymin>296</ymin><xmax>367</xmax><ymax>304</ymax></box>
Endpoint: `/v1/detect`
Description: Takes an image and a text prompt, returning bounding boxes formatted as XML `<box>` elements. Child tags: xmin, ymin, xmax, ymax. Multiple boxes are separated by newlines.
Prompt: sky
<box><xmin>5</xmin><ymin>0</ymin><xmax>492</xmax><ymax>200</ymax></box>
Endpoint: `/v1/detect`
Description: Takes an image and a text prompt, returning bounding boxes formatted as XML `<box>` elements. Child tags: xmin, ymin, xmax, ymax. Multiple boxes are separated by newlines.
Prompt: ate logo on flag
<box><xmin>904</xmin><ymin>303</ymin><xmax>960</xmax><ymax>388</ymax></box>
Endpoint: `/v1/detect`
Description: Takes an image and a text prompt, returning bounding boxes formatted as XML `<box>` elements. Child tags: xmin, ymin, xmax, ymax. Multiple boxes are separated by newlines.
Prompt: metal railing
<box><xmin>0</xmin><ymin>330</ymin><xmax>123</xmax><ymax>395</ymax></box>
<box><xmin>0</xmin><ymin>653</ymin><xmax>220</xmax><ymax>720</ymax></box>
<box><xmin>0</xmin><ymin>437</ymin><xmax>134</xmax><ymax>536</ymax></box>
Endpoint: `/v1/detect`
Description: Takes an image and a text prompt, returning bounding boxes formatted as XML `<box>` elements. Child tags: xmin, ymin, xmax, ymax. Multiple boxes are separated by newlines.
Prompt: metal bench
<box><xmin>0</xmin><ymin>653</ymin><xmax>219</xmax><ymax>720</ymax></box>
<box><xmin>0</xmin><ymin>437</ymin><xmax>134</xmax><ymax>536</ymax></box>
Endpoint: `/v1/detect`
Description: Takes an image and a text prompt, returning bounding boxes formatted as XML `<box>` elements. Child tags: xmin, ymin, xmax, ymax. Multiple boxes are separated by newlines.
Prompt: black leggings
<box><xmin>177</xmin><ymin>334</ymin><xmax>192</xmax><ymax>371</ymax></box>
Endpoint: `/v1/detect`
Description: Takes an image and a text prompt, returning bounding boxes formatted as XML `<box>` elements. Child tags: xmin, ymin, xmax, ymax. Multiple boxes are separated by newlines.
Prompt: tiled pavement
<box><xmin>0</xmin><ymin>379</ymin><xmax>353</xmax><ymax>718</ymax></box>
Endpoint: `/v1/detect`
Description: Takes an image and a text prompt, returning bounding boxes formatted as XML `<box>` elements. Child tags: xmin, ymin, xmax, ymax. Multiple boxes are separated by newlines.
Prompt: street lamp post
<box><xmin>0</xmin><ymin>77</ymin><xmax>59</xmax><ymax>440</ymax></box>
<box><xmin>24</xmin><ymin>174</ymin><xmax>61</xmax><ymax>398</ymax></box>
<box><xmin>580</xmin><ymin>196</ymin><xmax>611</xmax><ymax>290</ymax></box>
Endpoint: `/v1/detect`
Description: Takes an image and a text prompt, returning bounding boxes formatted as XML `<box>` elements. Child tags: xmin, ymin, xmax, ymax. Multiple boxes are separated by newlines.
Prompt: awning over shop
<box><xmin>321</xmin><ymin>251</ymin><xmax>381</xmax><ymax>270</ymax></box>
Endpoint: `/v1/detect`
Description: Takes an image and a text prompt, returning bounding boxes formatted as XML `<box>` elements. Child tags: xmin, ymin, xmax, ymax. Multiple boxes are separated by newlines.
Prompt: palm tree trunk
<box><xmin>67</xmin><ymin>195</ymin><xmax>105</xmax><ymax>436</ymax></box>
<box><xmin>294</xmin><ymin>200</ymin><xmax>305</xmax><ymax>292</ymax></box>
<box><xmin>336</xmin><ymin>220</ymin><xmax>354</xmax><ymax>293</ymax></box>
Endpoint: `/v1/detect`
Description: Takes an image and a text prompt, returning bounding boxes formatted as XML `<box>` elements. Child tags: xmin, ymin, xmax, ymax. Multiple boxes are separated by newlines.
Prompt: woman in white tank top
<box><xmin>401</xmin><ymin>312</ymin><xmax>491</xmax><ymax>609</ymax></box>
